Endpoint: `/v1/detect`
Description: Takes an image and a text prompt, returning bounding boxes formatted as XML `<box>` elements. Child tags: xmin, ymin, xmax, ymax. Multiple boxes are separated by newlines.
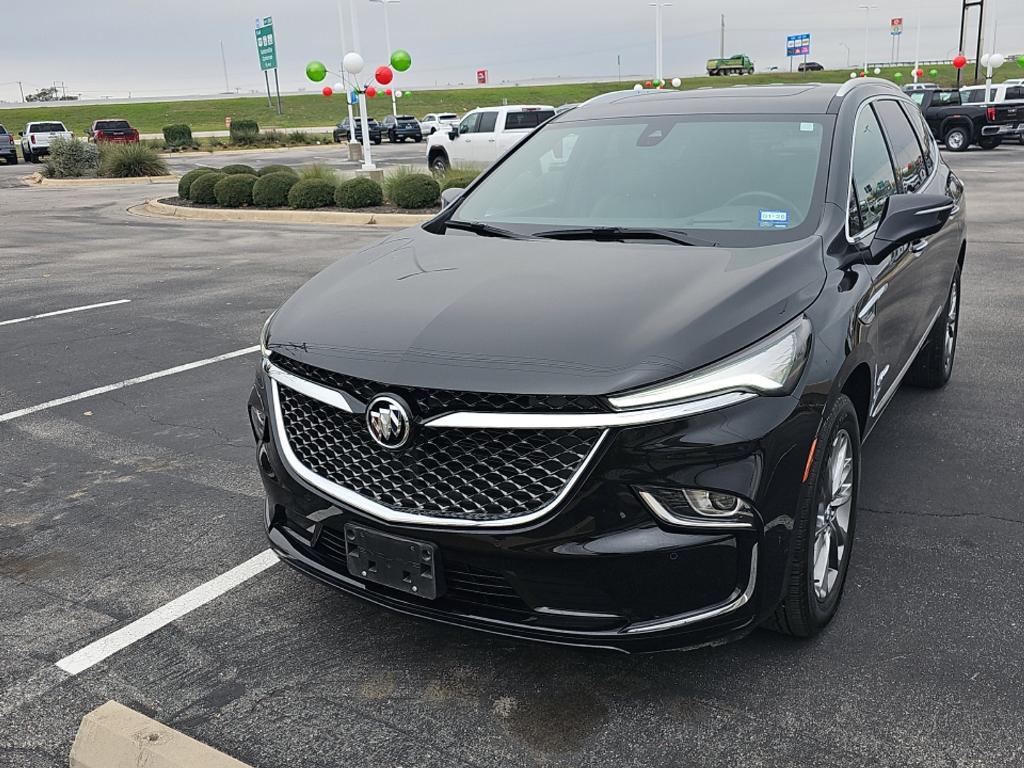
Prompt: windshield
<box><xmin>31</xmin><ymin>122</ymin><xmax>67</xmax><ymax>132</ymax></box>
<box><xmin>451</xmin><ymin>114</ymin><xmax>830</xmax><ymax>244</ymax></box>
<box><xmin>96</xmin><ymin>120</ymin><xmax>131</xmax><ymax>130</ymax></box>
<box><xmin>440</xmin><ymin>114</ymin><xmax>458</xmax><ymax>120</ymax></box>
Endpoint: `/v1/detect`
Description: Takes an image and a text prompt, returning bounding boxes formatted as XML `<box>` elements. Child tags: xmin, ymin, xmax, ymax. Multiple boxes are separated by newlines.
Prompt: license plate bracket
<box><xmin>343</xmin><ymin>524</ymin><xmax>443</xmax><ymax>600</ymax></box>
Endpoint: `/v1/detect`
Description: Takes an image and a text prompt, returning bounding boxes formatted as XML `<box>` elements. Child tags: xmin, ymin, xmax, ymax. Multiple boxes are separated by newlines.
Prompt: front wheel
<box><xmin>766</xmin><ymin>394</ymin><xmax>860</xmax><ymax>638</ymax></box>
<box><xmin>907</xmin><ymin>264</ymin><xmax>961</xmax><ymax>388</ymax></box>
<box><xmin>429</xmin><ymin>152</ymin><xmax>450</xmax><ymax>174</ymax></box>
<box><xmin>943</xmin><ymin>126</ymin><xmax>970</xmax><ymax>152</ymax></box>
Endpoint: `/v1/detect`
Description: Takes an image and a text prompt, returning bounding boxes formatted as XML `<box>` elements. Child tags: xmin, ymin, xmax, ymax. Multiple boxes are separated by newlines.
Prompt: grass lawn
<box><xmin>1</xmin><ymin>63</ymin><xmax>1019</xmax><ymax>135</ymax></box>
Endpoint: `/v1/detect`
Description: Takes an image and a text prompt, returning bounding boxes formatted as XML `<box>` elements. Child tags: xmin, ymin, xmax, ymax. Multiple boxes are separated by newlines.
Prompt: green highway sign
<box><xmin>255</xmin><ymin>17</ymin><xmax>277</xmax><ymax>72</ymax></box>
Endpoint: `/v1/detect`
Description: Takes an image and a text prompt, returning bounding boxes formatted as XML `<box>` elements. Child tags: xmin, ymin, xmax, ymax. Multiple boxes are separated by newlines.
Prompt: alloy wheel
<box><xmin>813</xmin><ymin>429</ymin><xmax>854</xmax><ymax>601</ymax></box>
<box><xmin>944</xmin><ymin>278</ymin><xmax>959</xmax><ymax>372</ymax></box>
<box><xmin>946</xmin><ymin>131</ymin><xmax>966</xmax><ymax>150</ymax></box>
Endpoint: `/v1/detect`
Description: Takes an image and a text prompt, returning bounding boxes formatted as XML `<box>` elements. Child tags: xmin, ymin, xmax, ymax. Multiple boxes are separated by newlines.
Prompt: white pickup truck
<box><xmin>20</xmin><ymin>120</ymin><xmax>73</xmax><ymax>163</ymax></box>
<box><xmin>426</xmin><ymin>105</ymin><xmax>555</xmax><ymax>172</ymax></box>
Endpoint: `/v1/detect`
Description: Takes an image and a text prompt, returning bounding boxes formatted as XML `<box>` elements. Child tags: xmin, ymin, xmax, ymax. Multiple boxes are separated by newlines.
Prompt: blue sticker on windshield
<box><xmin>759</xmin><ymin>209</ymin><xmax>790</xmax><ymax>228</ymax></box>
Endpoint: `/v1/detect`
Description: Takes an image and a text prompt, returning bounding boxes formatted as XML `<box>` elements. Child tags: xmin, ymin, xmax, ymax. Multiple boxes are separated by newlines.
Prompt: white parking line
<box><xmin>0</xmin><ymin>299</ymin><xmax>132</xmax><ymax>327</ymax></box>
<box><xmin>56</xmin><ymin>550</ymin><xmax>280</xmax><ymax>675</ymax></box>
<box><xmin>0</xmin><ymin>346</ymin><xmax>259</xmax><ymax>423</ymax></box>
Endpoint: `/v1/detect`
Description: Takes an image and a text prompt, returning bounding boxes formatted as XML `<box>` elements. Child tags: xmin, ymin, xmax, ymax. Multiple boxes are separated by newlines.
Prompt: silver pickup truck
<box><xmin>0</xmin><ymin>124</ymin><xmax>17</xmax><ymax>164</ymax></box>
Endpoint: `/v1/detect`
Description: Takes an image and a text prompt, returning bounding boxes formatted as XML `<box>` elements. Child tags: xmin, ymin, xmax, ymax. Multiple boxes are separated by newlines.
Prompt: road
<box><xmin>1</xmin><ymin>145</ymin><xmax>1023</xmax><ymax>768</ymax></box>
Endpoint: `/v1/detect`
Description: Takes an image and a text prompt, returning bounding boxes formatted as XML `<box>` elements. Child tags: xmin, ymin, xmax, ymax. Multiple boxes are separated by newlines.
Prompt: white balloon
<box><xmin>394</xmin><ymin>90</ymin><xmax>403</xmax><ymax>98</ymax></box>
<box><xmin>849</xmin><ymin>72</ymin><xmax>858</xmax><ymax>79</ymax></box>
<box><xmin>873</xmin><ymin>67</ymin><xmax>881</xmax><ymax>75</ymax></box>
<box><xmin>671</xmin><ymin>77</ymin><xmax>682</xmax><ymax>88</ymax></box>
<box><xmin>343</xmin><ymin>52</ymin><xmax>364</xmax><ymax>75</ymax></box>
<box><xmin>333</xmin><ymin>82</ymin><xmax>344</xmax><ymax>91</ymax></box>
<box><xmin>990</xmin><ymin>53</ymin><xmax>1005</xmax><ymax>69</ymax></box>
<box><xmin>980</xmin><ymin>53</ymin><xmax>990</xmax><ymax>67</ymax></box>
<box><xmin>633</xmin><ymin>83</ymin><xmax>643</xmax><ymax>91</ymax></box>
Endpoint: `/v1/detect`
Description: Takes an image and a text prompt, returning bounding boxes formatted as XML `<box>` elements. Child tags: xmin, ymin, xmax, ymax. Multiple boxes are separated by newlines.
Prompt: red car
<box><xmin>89</xmin><ymin>119</ymin><xmax>140</xmax><ymax>143</ymax></box>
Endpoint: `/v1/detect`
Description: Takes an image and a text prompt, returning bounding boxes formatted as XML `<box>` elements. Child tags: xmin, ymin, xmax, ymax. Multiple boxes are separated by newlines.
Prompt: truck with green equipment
<box><xmin>706</xmin><ymin>54</ymin><xmax>754</xmax><ymax>76</ymax></box>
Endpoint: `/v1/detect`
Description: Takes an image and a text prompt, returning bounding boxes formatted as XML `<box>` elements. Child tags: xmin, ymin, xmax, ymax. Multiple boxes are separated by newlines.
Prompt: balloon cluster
<box><xmin>633</xmin><ymin>77</ymin><xmax>683</xmax><ymax>91</ymax></box>
<box><xmin>305</xmin><ymin>49</ymin><xmax>414</xmax><ymax>98</ymax></box>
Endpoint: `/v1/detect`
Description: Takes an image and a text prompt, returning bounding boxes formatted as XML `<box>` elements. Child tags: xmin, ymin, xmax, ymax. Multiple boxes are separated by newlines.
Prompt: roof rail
<box><xmin>835</xmin><ymin>76</ymin><xmax>903</xmax><ymax>98</ymax></box>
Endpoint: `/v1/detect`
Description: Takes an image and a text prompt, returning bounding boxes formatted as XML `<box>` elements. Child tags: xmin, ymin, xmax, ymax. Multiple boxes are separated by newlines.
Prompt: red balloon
<box><xmin>860</xmin><ymin>71</ymin><xmax>867</xmax><ymax>77</ymax></box>
<box><xmin>385</xmin><ymin>88</ymin><xmax>393</xmax><ymax>96</ymax></box>
<box><xmin>644</xmin><ymin>80</ymin><xmax>652</xmax><ymax>88</ymax></box>
<box><xmin>915</xmin><ymin>68</ymin><xmax>924</xmax><ymax>77</ymax></box>
<box><xmin>953</xmin><ymin>55</ymin><xmax>967</xmax><ymax>69</ymax></box>
<box><xmin>321</xmin><ymin>86</ymin><xmax>333</xmax><ymax>97</ymax></box>
<box><xmin>375</xmin><ymin>65</ymin><xmax>394</xmax><ymax>85</ymax></box>
<box><xmin>365</xmin><ymin>86</ymin><xmax>377</xmax><ymax>98</ymax></box>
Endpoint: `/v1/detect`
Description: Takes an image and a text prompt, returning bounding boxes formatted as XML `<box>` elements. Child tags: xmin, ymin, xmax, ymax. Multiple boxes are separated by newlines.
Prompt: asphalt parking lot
<box><xmin>1</xmin><ymin>144</ymin><xmax>1023</xmax><ymax>767</ymax></box>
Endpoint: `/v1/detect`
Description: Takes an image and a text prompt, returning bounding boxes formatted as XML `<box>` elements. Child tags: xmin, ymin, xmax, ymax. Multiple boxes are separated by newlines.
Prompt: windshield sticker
<box><xmin>800</xmin><ymin>122</ymin><xmax>816</xmax><ymax>132</ymax></box>
<box><xmin>759</xmin><ymin>209</ymin><xmax>790</xmax><ymax>229</ymax></box>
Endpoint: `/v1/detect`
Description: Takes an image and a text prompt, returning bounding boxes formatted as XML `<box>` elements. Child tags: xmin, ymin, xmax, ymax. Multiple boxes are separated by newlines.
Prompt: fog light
<box><xmin>636</xmin><ymin>487</ymin><xmax>755</xmax><ymax>529</ymax></box>
<box><xmin>248</xmin><ymin>402</ymin><xmax>267</xmax><ymax>442</ymax></box>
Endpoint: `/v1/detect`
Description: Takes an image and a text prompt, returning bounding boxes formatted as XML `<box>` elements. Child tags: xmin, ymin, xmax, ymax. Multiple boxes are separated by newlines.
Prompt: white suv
<box><xmin>420</xmin><ymin>113</ymin><xmax>460</xmax><ymax>136</ymax></box>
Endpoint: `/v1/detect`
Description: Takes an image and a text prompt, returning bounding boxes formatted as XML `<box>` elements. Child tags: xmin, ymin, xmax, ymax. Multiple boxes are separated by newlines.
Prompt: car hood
<box><xmin>267</xmin><ymin>228</ymin><xmax>826</xmax><ymax>396</ymax></box>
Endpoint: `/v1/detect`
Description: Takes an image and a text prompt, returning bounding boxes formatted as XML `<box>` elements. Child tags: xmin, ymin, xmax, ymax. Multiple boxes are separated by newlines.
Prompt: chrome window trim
<box><xmin>624</xmin><ymin>545</ymin><xmax>758</xmax><ymax>634</ymax></box>
<box><xmin>268</xmin><ymin>377</ymin><xmax>611</xmax><ymax>529</ymax></box>
<box><xmin>845</xmin><ymin>94</ymin><xmax>940</xmax><ymax>245</ymax></box>
<box><xmin>637</xmin><ymin>489</ymin><xmax>756</xmax><ymax>530</ymax></box>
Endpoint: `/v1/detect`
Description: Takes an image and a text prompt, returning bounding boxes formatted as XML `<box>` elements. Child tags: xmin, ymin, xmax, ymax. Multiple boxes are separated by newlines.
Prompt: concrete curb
<box><xmin>158</xmin><ymin>142</ymin><xmax>337</xmax><ymax>159</ymax></box>
<box><xmin>70</xmin><ymin>701</ymin><xmax>252</xmax><ymax>768</ymax></box>
<box><xmin>26</xmin><ymin>174</ymin><xmax>178</xmax><ymax>187</ymax></box>
<box><xmin>133</xmin><ymin>198</ymin><xmax>433</xmax><ymax>228</ymax></box>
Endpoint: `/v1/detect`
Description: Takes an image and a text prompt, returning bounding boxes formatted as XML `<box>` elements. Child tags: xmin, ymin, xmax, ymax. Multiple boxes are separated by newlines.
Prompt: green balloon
<box><xmin>929</xmin><ymin>68</ymin><xmax>939</xmax><ymax>76</ymax></box>
<box><xmin>403</xmin><ymin>90</ymin><xmax>411</xmax><ymax>96</ymax></box>
<box><xmin>306</xmin><ymin>61</ymin><xmax>327</xmax><ymax>82</ymax></box>
<box><xmin>391</xmin><ymin>49</ymin><xmax>412</xmax><ymax>72</ymax></box>
<box><xmin>1017</xmin><ymin>55</ymin><xmax>1024</xmax><ymax>68</ymax></box>
<box><xmin>893</xmin><ymin>72</ymin><xmax>903</xmax><ymax>80</ymax></box>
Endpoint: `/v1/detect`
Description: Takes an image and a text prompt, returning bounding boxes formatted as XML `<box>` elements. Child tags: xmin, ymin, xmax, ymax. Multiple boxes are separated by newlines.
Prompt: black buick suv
<box><xmin>250</xmin><ymin>80</ymin><xmax>967</xmax><ymax>652</ymax></box>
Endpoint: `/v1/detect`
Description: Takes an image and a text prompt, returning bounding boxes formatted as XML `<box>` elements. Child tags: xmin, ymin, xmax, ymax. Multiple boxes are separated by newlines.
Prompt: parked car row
<box><xmin>904</xmin><ymin>82</ymin><xmax>1024</xmax><ymax>150</ymax></box>
<box><xmin>2</xmin><ymin>118</ymin><xmax>140</xmax><ymax>163</ymax></box>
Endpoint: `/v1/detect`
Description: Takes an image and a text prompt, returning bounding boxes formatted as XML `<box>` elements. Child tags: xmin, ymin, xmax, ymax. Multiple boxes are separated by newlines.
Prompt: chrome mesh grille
<box><xmin>277</xmin><ymin>385</ymin><xmax>602</xmax><ymax>521</ymax></box>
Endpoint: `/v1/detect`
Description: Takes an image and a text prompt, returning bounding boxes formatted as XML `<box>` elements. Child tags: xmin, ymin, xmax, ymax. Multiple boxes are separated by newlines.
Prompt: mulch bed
<box><xmin>161</xmin><ymin>197</ymin><xmax>439</xmax><ymax>215</ymax></box>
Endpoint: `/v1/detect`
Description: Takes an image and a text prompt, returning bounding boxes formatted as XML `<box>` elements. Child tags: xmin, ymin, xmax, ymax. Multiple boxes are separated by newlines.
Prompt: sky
<box><xmin>1</xmin><ymin>0</ymin><xmax>1022</xmax><ymax>103</ymax></box>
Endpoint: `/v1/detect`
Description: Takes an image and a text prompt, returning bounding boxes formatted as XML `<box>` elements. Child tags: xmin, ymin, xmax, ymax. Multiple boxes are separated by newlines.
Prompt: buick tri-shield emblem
<box><xmin>366</xmin><ymin>395</ymin><xmax>413</xmax><ymax>449</ymax></box>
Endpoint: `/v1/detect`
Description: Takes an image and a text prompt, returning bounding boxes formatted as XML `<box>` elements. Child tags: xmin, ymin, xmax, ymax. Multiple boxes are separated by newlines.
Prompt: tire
<box><xmin>5</xmin><ymin>153</ymin><xmax>16</xmax><ymax>165</ymax></box>
<box><xmin>22</xmin><ymin>146</ymin><xmax>33</xmax><ymax>163</ymax></box>
<box><xmin>429</xmin><ymin>152</ymin><xmax>450</xmax><ymax>174</ymax></box>
<box><xmin>429</xmin><ymin>127</ymin><xmax>437</xmax><ymax>135</ymax></box>
<box><xmin>907</xmin><ymin>264</ymin><xmax>961</xmax><ymax>389</ymax></box>
<box><xmin>415</xmin><ymin>137</ymin><xmax>422</xmax><ymax>143</ymax></box>
<box><xmin>373</xmin><ymin>137</ymin><xmax>382</xmax><ymax>145</ymax></box>
<box><xmin>766</xmin><ymin>394</ymin><xmax>860</xmax><ymax>638</ymax></box>
<box><xmin>389</xmin><ymin>133</ymin><xmax>397</xmax><ymax>144</ymax></box>
<box><xmin>978</xmin><ymin>136</ymin><xmax>1001</xmax><ymax>150</ymax></box>
<box><xmin>943</xmin><ymin>126</ymin><xmax>970</xmax><ymax>152</ymax></box>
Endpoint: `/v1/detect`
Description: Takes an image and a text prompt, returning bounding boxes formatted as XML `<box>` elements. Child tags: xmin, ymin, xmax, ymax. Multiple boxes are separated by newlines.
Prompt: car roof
<box><xmin>570</xmin><ymin>85</ymin><xmax>842</xmax><ymax>118</ymax></box>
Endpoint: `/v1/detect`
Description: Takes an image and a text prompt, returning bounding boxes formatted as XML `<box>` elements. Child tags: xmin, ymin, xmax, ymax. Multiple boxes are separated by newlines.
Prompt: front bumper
<box><xmin>251</xmin><ymin>367</ymin><xmax>820</xmax><ymax>652</ymax></box>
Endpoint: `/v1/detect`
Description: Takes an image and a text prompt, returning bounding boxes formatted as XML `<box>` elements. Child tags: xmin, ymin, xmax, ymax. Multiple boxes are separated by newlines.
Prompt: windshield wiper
<box><xmin>534</xmin><ymin>226</ymin><xmax>716</xmax><ymax>247</ymax></box>
<box><xmin>444</xmin><ymin>220</ymin><xmax>526</xmax><ymax>240</ymax></box>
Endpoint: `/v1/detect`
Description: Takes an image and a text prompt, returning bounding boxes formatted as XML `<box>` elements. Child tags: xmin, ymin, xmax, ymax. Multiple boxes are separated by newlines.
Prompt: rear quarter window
<box><xmin>504</xmin><ymin>110</ymin><xmax>555</xmax><ymax>130</ymax></box>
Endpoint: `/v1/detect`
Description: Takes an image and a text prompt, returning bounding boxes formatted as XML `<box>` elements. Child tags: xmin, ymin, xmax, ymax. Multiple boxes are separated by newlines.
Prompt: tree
<box><xmin>25</xmin><ymin>86</ymin><xmax>78</xmax><ymax>102</ymax></box>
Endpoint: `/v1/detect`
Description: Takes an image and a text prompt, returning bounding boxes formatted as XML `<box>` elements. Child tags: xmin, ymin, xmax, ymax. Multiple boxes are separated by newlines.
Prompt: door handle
<box><xmin>910</xmin><ymin>238</ymin><xmax>929</xmax><ymax>254</ymax></box>
<box><xmin>488</xmin><ymin>139</ymin><xmax>496</xmax><ymax>143</ymax></box>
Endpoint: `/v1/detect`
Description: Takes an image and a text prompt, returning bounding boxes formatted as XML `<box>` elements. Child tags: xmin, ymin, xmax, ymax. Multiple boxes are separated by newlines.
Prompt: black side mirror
<box><xmin>441</xmin><ymin>187</ymin><xmax>465</xmax><ymax>210</ymax></box>
<box><xmin>18</xmin><ymin>131</ymin><xmax>23</xmax><ymax>137</ymax></box>
<box><xmin>449</xmin><ymin>127</ymin><xmax>460</xmax><ymax>141</ymax></box>
<box><xmin>868</xmin><ymin>193</ymin><xmax>954</xmax><ymax>263</ymax></box>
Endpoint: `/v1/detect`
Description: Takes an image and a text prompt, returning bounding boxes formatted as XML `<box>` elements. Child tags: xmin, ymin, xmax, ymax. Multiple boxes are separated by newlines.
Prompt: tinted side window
<box><xmin>962</xmin><ymin>89</ymin><xmax>985</xmax><ymax>103</ymax></box>
<box><xmin>504</xmin><ymin>110</ymin><xmax>555</xmax><ymax>130</ymax></box>
<box><xmin>875</xmin><ymin>100</ymin><xmax>927</xmax><ymax>192</ymax></box>
<box><xmin>459</xmin><ymin>113</ymin><xmax>480</xmax><ymax>134</ymax></box>
<box><xmin>477</xmin><ymin>111</ymin><xmax>498</xmax><ymax>133</ymax></box>
<box><xmin>899</xmin><ymin>101</ymin><xmax>934</xmax><ymax>175</ymax></box>
<box><xmin>936</xmin><ymin>91</ymin><xmax>961</xmax><ymax>106</ymax></box>
<box><xmin>1006</xmin><ymin>87</ymin><xmax>1024</xmax><ymax>100</ymax></box>
<box><xmin>850</xmin><ymin>106</ymin><xmax>897</xmax><ymax>236</ymax></box>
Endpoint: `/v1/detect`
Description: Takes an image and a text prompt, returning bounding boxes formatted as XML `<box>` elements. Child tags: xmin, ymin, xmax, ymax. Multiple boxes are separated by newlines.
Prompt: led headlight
<box><xmin>259</xmin><ymin>311</ymin><xmax>276</xmax><ymax>359</ymax></box>
<box><xmin>607</xmin><ymin>316</ymin><xmax>811</xmax><ymax>411</ymax></box>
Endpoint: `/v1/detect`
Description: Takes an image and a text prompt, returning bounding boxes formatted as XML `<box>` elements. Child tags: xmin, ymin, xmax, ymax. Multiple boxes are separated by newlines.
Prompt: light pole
<box><xmin>649</xmin><ymin>2</ymin><xmax>673</xmax><ymax>83</ymax></box>
<box><xmin>858</xmin><ymin>4</ymin><xmax>879</xmax><ymax>75</ymax></box>
<box><xmin>839</xmin><ymin>42</ymin><xmax>851</xmax><ymax>68</ymax></box>
<box><xmin>337</xmin><ymin>1</ymin><xmax>358</xmax><ymax>149</ymax></box>
<box><xmin>370</xmin><ymin>0</ymin><xmax>400</xmax><ymax>117</ymax></box>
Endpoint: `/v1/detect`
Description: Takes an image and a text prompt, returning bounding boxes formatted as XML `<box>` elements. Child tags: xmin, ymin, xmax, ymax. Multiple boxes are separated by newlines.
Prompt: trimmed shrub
<box><xmin>177</xmin><ymin>167</ymin><xmax>215</xmax><ymax>198</ymax></box>
<box><xmin>298</xmin><ymin>163</ymin><xmax>338</xmax><ymax>183</ymax></box>
<box><xmin>252</xmin><ymin>171</ymin><xmax>299</xmax><ymax>207</ymax></box>
<box><xmin>382</xmin><ymin>165</ymin><xmax>415</xmax><ymax>202</ymax></box>
<box><xmin>188</xmin><ymin>171</ymin><xmax>225</xmax><ymax>204</ymax></box>
<box><xmin>389</xmin><ymin>173</ymin><xmax>440</xmax><ymax>209</ymax></box>
<box><xmin>45</xmin><ymin>137</ymin><xmax>100</xmax><ymax>178</ymax></box>
<box><xmin>163</xmin><ymin>124</ymin><xmax>193</xmax><ymax>148</ymax></box>
<box><xmin>439</xmin><ymin>168</ymin><xmax>481</xmax><ymax>192</ymax></box>
<box><xmin>335</xmin><ymin>177</ymin><xmax>384</xmax><ymax>209</ymax></box>
<box><xmin>221</xmin><ymin>163</ymin><xmax>257</xmax><ymax>175</ymax></box>
<box><xmin>288</xmin><ymin>130</ymin><xmax>312</xmax><ymax>145</ymax></box>
<box><xmin>257</xmin><ymin>164</ymin><xmax>297</xmax><ymax>177</ymax></box>
<box><xmin>99</xmin><ymin>143</ymin><xmax>168</xmax><ymax>178</ymax></box>
<box><xmin>288</xmin><ymin>178</ymin><xmax>336</xmax><ymax>209</ymax></box>
<box><xmin>214</xmin><ymin>174</ymin><xmax>258</xmax><ymax>207</ymax></box>
<box><xmin>229</xmin><ymin>119</ymin><xmax>260</xmax><ymax>145</ymax></box>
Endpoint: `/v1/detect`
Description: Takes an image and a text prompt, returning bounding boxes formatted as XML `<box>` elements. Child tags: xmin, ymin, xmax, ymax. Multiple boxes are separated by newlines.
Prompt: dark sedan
<box><xmin>333</xmin><ymin>117</ymin><xmax>382</xmax><ymax>145</ymax></box>
<box><xmin>382</xmin><ymin>114</ymin><xmax>423</xmax><ymax>143</ymax></box>
<box><xmin>252</xmin><ymin>79</ymin><xmax>966</xmax><ymax>651</ymax></box>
